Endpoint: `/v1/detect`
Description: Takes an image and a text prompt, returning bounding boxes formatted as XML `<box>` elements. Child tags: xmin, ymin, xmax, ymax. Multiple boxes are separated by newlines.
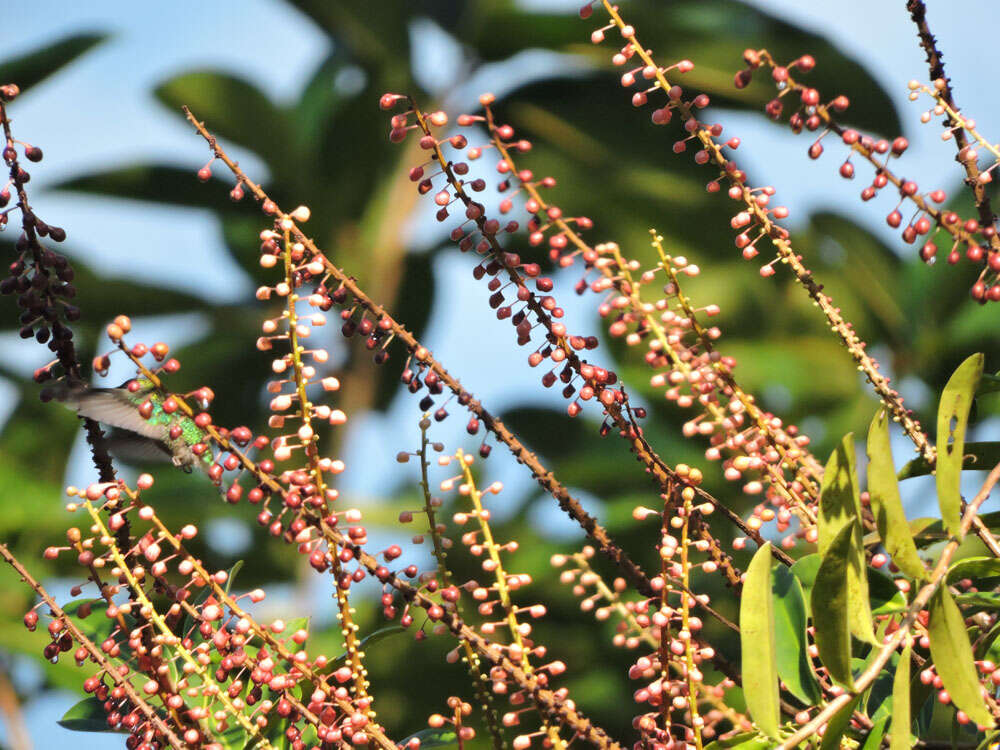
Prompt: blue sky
<box><xmin>3</xmin><ymin>0</ymin><xmax>999</xmax><ymax>745</ymax></box>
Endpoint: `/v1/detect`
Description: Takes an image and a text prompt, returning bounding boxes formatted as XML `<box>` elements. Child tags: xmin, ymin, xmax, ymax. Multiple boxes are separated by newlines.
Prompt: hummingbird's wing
<box><xmin>54</xmin><ymin>384</ymin><xmax>170</xmax><ymax>443</ymax></box>
<box><xmin>101</xmin><ymin>429</ymin><xmax>176</xmax><ymax>465</ymax></box>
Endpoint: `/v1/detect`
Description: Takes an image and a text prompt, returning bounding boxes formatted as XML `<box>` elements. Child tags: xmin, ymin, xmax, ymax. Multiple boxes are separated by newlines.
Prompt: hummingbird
<box><xmin>49</xmin><ymin>377</ymin><xmax>215</xmax><ymax>473</ymax></box>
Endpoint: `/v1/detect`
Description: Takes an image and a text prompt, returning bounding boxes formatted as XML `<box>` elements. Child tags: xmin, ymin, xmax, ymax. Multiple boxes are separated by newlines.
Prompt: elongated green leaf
<box><xmin>889</xmin><ymin>643</ymin><xmax>912</xmax><ymax>750</ymax></box>
<box><xmin>819</xmin><ymin>694</ymin><xmax>860</xmax><ymax>750</ymax></box>
<box><xmin>790</xmin><ymin>554</ymin><xmax>821</xmax><ymax>618</ymax></box>
<box><xmin>899</xmin><ymin>441</ymin><xmax>1000</xmax><ymax>480</ymax></box>
<box><xmin>793</xmin><ymin>552</ymin><xmax>900</xmax><ymax>616</ymax></box>
<box><xmin>703</xmin><ymin>736</ymin><xmax>772</xmax><ymax>750</ymax></box>
<box><xmin>928</xmin><ymin>586</ymin><xmax>995</xmax><ymax>727</ymax></box>
<box><xmin>0</xmin><ymin>34</ymin><xmax>107</xmax><ymax>93</ymax></box>
<box><xmin>868</xmin><ymin>567</ymin><xmax>907</xmax><ymax>616</ymax></box>
<box><xmin>59</xmin><ymin>696</ymin><xmax>124</xmax><ymax>732</ymax></box>
<box><xmin>812</xmin><ymin>524</ymin><xmax>855</xmax><ymax>689</ymax></box>
<box><xmin>862</xmin><ymin>715</ymin><xmax>888</xmax><ymax>750</ymax></box>
<box><xmin>331</xmin><ymin>625</ymin><xmax>406</xmax><ymax>668</ymax></box>
<box><xmin>398</xmin><ymin>728</ymin><xmax>459</xmax><ymax>750</ymax></box>
<box><xmin>771</xmin><ymin>565</ymin><xmax>822</xmax><ymax>705</ymax></box>
<box><xmin>867</xmin><ymin>408</ymin><xmax>926</xmax><ymax>580</ymax></box>
<box><xmin>740</xmin><ymin>543</ymin><xmax>780</xmax><ymax>739</ymax></box>
<box><xmin>956</xmin><ymin>592</ymin><xmax>1000</xmax><ymax>610</ymax></box>
<box><xmin>818</xmin><ymin>433</ymin><xmax>862</xmax><ymax>556</ymax></box>
<box><xmin>937</xmin><ymin>354</ymin><xmax>984</xmax><ymax>537</ymax></box>
<box><xmin>156</xmin><ymin>72</ymin><xmax>291</xmax><ymax>166</ymax></box>
<box><xmin>948</xmin><ymin>557</ymin><xmax>1000</xmax><ymax>585</ymax></box>
<box><xmin>818</xmin><ymin>434</ymin><xmax>876</xmax><ymax>643</ymax></box>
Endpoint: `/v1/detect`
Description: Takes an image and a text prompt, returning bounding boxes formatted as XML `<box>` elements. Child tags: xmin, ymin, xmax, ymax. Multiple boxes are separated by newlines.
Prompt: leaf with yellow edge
<box><xmin>819</xmin><ymin>694</ymin><xmax>860</xmax><ymax>750</ymax></box>
<box><xmin>811</xmin><ymin>523</ymin><xmax>855</xmax><ymax>689</ymax></box>
<box><xmin>936</xmin><ymin>353</ymin><xmax>984</xmax><ymax>537</ymax></box>
<box><xmin>867</xmin><ymin>408</ymin><xmax>927</xmax><ymax>580</ymax></box>
<box><xmin>818</xmin><ymin>434</ymin><xmax>876</xmax><ymax>644</ymax></box>
<box><xmin>928</xmin><ymin>586</ymin><xmax>995</xmax><ymax>727</ymax></box>
<box><xmin>889</xmin><ymin>643</ymin><xmax>912</xmax><ymax>750</ymax></box>
<box><xmin>740</xmin><ymin>542</ymin><xmax>780</xmax><ymax>739</ymax></box>
<box><xmin>818</xmin><ymin>433</ymin><xmax>862</xmax><ymax>556</ymax></box>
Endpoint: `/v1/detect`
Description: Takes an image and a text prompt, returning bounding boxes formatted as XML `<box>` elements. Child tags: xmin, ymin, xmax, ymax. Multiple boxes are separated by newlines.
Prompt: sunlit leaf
<box><xmin>862</xmin><ymin>715</ymin><xmax>888</xmax><ymax>750</ymax></box>
<box><xmin>899</xmin><ymin>441</ymin><xmax>1000</xmax><ymax>480</ymax></box>
<box><xmin>947</xmin><ymin>556</ymin><xmax>1000</xmax><ymax>585</ymax></box>
<box><xmin>811</xmin><ymin>523</ymin><xmax>855</xmax><ymax>689</ymax></box>
<box><xmin>703</xmin><ymin>733</ymin><xmax>772</xmax><ymax>750</ymax></box>
<box><xmin>927</xmin><ymin>586</ymin><xmax>994</xmax><ymax>727</ymax></box>
<box><xmin>818</xmin><ymin>433</ymin><xmax>861</xmax><ymax>555</ymax></box>
<box><xmin>936</xmin><ymin>354</ymin><xmax>984</xmax><ymax>537</ymax></box>
<box><xmin>889</xmin><ymin>643</ymin><xmax>912</xmax><ymax>750</ymax></box>
<box><xmin>819</xmin><ymin>694</ymin><xmax>860</xmax><ymax>750</ymax></box>
<box><xmin>818</xmin><ymin>434</ymin><xmax>875</xmax><ymax>643</ymax></box>
<box><xmin>740</xmin><ymin>542</ymin><xmax>780</xmax><ymax>739</ymax></box>
<box><xmin>867</xmin><ymin>408</ymin><xmax>926</xmax><ymax>580</ymax></box>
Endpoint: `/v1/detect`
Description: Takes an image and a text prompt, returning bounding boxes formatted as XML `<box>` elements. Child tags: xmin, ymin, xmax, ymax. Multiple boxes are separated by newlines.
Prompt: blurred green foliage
<box><xmin>1</xmin><ymin>1</ymin><xmax>997</xmax><ymax>745</ymax></box>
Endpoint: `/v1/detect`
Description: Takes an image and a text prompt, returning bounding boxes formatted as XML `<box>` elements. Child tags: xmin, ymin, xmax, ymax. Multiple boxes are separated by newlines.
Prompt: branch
<box><xmin>778</xmin><ymin>460</ymin><xmax>1000</xmax><ymax>748</ymax></box>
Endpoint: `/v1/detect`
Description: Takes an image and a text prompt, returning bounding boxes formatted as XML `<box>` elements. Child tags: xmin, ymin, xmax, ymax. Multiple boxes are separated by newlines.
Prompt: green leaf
<box><xmin>329</xmin><ymin>625</ymin><xmax>406</xmax><ymax>670</ymax></box>
<box><xmin>0</xmin><ymin>34</ymin><xmax>107</xmax><ymax>94</ymax></box>
<box><xmin>898</xmin><ymin>442</ymin><xmax>1000</xmax><ymax>480</ymax></box>
<box><xmin>812</xmin><ymin>524</ymin><xmax>855</xmax><ymax>689</ymax></box>
<box><xmin>819</xmin><ymin>694</ymin><xmax>860</xmax><ymax>750</ymax></box>
<box><xmin>155</xmin><ymin>71</ymin><xmax>291</xmax><ymax>165</ymax></box>
<box><xmin>955</xmin><ymin>592</ymin><xmax>1000</xmax><ymax>610</ymax></box>
<box><xmin>889</xmin><ymin>644</ymin><xmax>912</xmax><ymax>750</ymax></box>
<box><xmin>862</xmin><ymin>715</ymin><xmax>889</xmax><ymax>750</ymax></box>
<box><xmin>867</xmin><ymin>408</ymin><xmax>927</xmax><ymax>580</ymax></box>
<box><xmin>398</xmin><ymin>728</ymin><xmax>459</xmax><ymax>750</ymax></box>
<box><xmin>771</xmin><ymin>565</ymin><xmax>822</xmax><ymax>705</ymax></box>
<box><xmin>868</xmin><ymin>567</ymin><xmax>907</xmax><ymax>616</ymax></box>
<box><xmin>818</xmin><ymin>434</ymin><xmax>862</xmax><ymax>555</ymax></box>
<box><xmin>181</xmin><ymin>560</ymin><xmax>245</xmax><ymax>636</ymax></box>
<box><xmin>740</xmin><ymin>542</ymin><xmax>780</xmax><ymax>739</ymax></box>
<box><xmin>58</xmin><ymin>696</ymin><xmax>123</xmax><ymax>733</ymax></box>
<box><xmin>979</xmin><ymin>371</ymin><xmax>1000</xmax><ymax>397</ymax></box>
<box><xmin>936</xmin><ymin>354</ymin><xmax>984</xmax><ymax>537</ymax></box>
<box><xmin>224</xmin><ymin>560</ymin><xmax>244</xmax><ymax>596</ymax></box>
<box><xmin>790</xmin><ymin>554</ymin><xmax>821</xmax><ymax>618</ymax></box>
<box><xmin>703</xmin><ymin>733</ymin><xmax>772</xmax><ymax>750</ymax></box>
<box><xmin>928</xmin><ymin>586</ymin><xmax>995</xmax><ymax>727</ymax></box>
<box><xmin>948</xmin><ymin>556</ymin><xmax>1000</xmax><ymax>585</ymax></box>
<box><xmin>818</xmin><ymin>435</ymin><xmax>876</xmax><ymax>643</ymax></box>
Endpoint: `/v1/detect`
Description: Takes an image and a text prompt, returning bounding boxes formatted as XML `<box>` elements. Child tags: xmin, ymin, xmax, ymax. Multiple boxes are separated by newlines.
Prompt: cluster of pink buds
<box><xmin>593</xmin><ymin>240</ymin><xmax>821</xmax><ymax>547</ymax></box>
<box><xmin>738</xmin><ymin>51</ymin><xmax>1000</xmax><ymax>301</ymax></box>
<box><xmin>33</xmin><ymin>477</ymin><xmax>379</xmax><ymax>748</ymax></box>
<box><xmin>382</xmin><ymin>93</ymin><xmax>631</xmax><ymax>427</ymax></box>
<box><xmin>255</xmin><ymin>214</ymin><xmax>349</xmax><ymax>507</ymax></box>
<box><xmin>453</xmin><ymin>87</ymin><xmax>822</xmax><ymax>548</ymax></box>
<box><xmin>552</xmin><ymin>542</ymin><xmax>740</xmax><ymax>750</ymax></box>
<box><xmin>436</xmin><ymin>450</ymin><xmax>569</xmax><ymax>749</ymax></box>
